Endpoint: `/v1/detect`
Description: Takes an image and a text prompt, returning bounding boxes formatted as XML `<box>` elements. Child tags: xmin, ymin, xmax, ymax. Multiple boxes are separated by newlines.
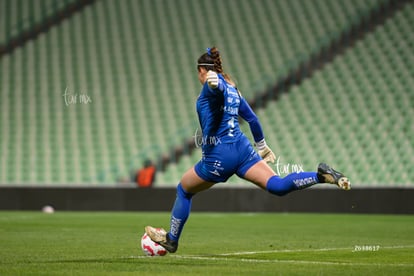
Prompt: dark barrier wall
<box><xmin>0</xmin><ymin>187</ymin><xmax>413</xmax><ymax>214</ymax></box>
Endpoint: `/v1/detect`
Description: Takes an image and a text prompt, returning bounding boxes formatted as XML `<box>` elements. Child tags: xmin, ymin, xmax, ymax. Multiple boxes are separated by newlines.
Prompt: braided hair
<box><xmin>197</xmin><ymin>47</ymin><xmax>235</xmax><ymax>86</ymax></box>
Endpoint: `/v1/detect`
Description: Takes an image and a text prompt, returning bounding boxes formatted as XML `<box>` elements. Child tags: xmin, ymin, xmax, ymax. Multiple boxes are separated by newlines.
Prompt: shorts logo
<box><xmin>249</xmin><ymin>149</ymin><xmax>256</xmax><ymax>160</ymax></box>
<box><xmin>209</xmin><ymin>160</ymin><xmax>223</xmax><ymax>176</ymax></box>
<box><xmin>209</xmin><ymin>169</ymin><xmax>221</xmax><ymax>176</ymax></box>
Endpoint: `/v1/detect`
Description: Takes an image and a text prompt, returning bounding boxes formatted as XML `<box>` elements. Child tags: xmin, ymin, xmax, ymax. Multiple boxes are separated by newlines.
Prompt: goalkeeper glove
<box><xmin>206</xmin><ymin>70</ymin><xmax>219</xmax><ymax>88</ymax></box>
<box><xmin>255</xmin><ymin>139</ymin><xmax>276</xmax><ymax>164</ymax></box>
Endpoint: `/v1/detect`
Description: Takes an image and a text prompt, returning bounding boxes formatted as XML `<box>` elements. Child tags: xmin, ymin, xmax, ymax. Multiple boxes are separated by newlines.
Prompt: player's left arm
<box><xmin>238</xmin><ymin>97</ymin><xmax>276</xmax><ymax>163</ymax></box>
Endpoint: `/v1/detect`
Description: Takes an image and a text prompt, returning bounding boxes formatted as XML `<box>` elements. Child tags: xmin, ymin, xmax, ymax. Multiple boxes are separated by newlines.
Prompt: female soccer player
<box><xmin>145</xmin><ymin>47</ymin><xmax>350</xmax><ymax>253</ymax></box>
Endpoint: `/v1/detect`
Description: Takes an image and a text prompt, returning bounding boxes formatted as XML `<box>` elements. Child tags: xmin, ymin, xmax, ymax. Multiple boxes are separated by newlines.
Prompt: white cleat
<box><xmin>145</xmin><ymin>226</ymin><xmax>178</xmax><ymax>253</ymax></box>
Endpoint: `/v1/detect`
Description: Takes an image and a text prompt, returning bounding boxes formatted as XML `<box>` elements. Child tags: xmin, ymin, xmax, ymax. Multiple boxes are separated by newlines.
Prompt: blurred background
<box><xmin>0</xmin><ymin>0</ymin><xmax>413</xmax><ymax>193</ymax></box>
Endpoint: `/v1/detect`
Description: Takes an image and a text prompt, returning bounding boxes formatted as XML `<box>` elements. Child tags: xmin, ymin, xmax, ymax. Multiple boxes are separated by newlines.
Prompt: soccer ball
<box><xmin>141</xmin><ymin>233</ymin><xmax>167</xmax><ymax>256</ymax></box>
<box><xmin>42</xmin><ymin>205</ymin><xmax>55</xmax><ymax>214</ymax></box>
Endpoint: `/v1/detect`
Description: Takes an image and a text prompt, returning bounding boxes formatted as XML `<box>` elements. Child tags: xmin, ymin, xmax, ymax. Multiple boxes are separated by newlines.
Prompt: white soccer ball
<box><xmin>141</xmin><ymin>233</ymin><xmax>167</xmax><ymax>256</ymax></box>
<box><xmin>42</xmin><ymin>205</ymin><xmax>55</xmax><ymax>214</ymax></box>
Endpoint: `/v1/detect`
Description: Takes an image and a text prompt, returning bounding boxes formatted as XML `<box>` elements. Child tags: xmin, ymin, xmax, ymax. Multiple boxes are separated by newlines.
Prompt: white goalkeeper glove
<box><xmin>255</xmin><ymin>139</ymin><xmax>276</xmax><ymax>164</ymax></box>
<box><xmin>206</xmin><ymin>70</ymin><xmax>219</xmax><ymax>88</ymax></box>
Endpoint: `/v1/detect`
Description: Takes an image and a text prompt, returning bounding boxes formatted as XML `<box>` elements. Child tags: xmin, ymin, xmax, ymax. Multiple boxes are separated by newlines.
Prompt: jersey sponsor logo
<box><xmin>221</xmin><ymin>105</ymin><xmax>238</xmax><ymax>115</ymax></box>
<box><xmin>227</xmin><ymin>96</ymin><xmax>240</xmax><ymax>104</ymax></box>
<box><xmin>226</xmin><ymin>87</ymin><xmax>239</xmax><ymax>96</ymax></box>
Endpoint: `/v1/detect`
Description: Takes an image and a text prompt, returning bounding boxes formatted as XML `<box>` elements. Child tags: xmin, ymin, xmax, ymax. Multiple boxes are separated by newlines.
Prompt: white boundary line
<box><xmin>215</xmin><ymin>244</ymin><xmax>414</xmax><ymax>256</ymax></box>
<box><xmin>127</xmin><ymin>245</ymin><xmax>414</xmax><ymax>267</ymax></box>
<box><xmin>216</xmin><ymin>246</ymin><xmax>350</xmax><ymax>256</ymax></box>
<box><xmin>170</xmin><ymin>255</ymin><xmax>414</xmax><ymax>267</ymax></box>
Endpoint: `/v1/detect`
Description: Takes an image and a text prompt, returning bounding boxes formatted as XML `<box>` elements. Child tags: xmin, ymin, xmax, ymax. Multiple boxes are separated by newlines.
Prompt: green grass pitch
<box><xmin>1</xmin><ymin>211</ymin><xmax>413</xmax><ymax>275</ymax></box>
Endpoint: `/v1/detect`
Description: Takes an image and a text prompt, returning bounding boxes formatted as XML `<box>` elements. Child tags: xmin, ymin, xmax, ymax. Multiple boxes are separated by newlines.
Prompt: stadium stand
<box><xmin>0</xmin><ymin>0</ymin><xmax>94</xmax><ymax>56</ymax></box>
<box><xmin>157</xmin><ymin>0</ymin><xmax>414</xmax><ymax>187</ymax></box>
<box><xmin>0</xmin><ymin>0</ymin><xmax>76</xmax><ymax>44</ymax></box>
<box><xmin>0</xmin><ymin>0</ymin><xmax>412</xmax><ymax>187</ymax></box>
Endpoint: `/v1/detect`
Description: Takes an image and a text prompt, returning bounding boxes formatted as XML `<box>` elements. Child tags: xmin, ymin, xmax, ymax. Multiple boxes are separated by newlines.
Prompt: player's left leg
<box><xmin>145</xmin><ymin>167</ymin><xmax>214</xmax><ymax>253</ymax></box>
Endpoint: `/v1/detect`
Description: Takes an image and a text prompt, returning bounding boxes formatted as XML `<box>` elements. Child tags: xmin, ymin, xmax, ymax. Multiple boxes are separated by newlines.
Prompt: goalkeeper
<box><xmin>146</xmin><ymin>47</ymin><xmax>350</xmax><ymax>253</ymax></box>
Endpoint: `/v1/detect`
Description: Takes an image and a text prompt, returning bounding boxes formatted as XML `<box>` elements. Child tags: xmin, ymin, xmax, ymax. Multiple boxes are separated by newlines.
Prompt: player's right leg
<box><xmin>242</xmin><ymin>161</ymin><xmax>350</xmax><ymax>196</ymax></box>
<box><xmin>145</xmin><ymin>167</ymin><xmax>214</xmax><ymax>253</ymax></box>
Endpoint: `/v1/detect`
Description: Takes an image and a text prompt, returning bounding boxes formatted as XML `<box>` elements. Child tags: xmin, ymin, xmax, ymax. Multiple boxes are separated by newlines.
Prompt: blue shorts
<box><xmin>194</xmin><ymin>135</ymin><xmax>262</xmax><ymax>183</ymax></box>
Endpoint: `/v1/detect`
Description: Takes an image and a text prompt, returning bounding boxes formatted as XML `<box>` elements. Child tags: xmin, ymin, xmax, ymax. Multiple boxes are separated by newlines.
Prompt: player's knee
<box><xmin>268</xmin><ymin>188</ymin><xmax>289</xmax><ymax>197</ymax></box>
<box><xmin>266</xmin><ymin>176</ymin><xmax>290</xmax><ymax>197</ymax></box>
<box><xmin>177</xmin><ymin>183</ymin><xmax>194</xmax><ymax>199</ymax></box>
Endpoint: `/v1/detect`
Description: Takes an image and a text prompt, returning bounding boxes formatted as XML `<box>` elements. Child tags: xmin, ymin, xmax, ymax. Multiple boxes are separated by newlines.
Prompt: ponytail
<box><xmin>197</xmin><ymin>47</ymin><xmax>235</xmax><ymax>86</ymax></box>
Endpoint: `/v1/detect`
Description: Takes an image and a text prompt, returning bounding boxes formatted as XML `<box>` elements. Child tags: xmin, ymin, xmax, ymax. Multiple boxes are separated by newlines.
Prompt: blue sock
<box><xmin>168</xmin><ymin>183</ymin><xmax>194</xmax><ymax>242</ymax></box>
<box><xmin>266</xmin><ymin>172</ymin><xmax>320</xmax><ymax>196</ymax></box>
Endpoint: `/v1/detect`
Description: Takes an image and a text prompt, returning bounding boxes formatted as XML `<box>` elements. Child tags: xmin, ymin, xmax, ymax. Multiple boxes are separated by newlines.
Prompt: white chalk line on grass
<box><xmin>171</xmin><ymin>255</ymin><xmax>414</xmax><ymax>267</ymax></box>
<box><xmin>216</xmin><ymin>247</ymin><xmax>351</xmax><ymax>256</ymax></box>
<box><xmin>127</xmin><ymin>245</ymin><xmax>414</xmax><ymax>267</ymax></box>
<box><xmin>215</xmin><ymin>244</ymin><xmax>414</xmax><ymax>256</ymax></box>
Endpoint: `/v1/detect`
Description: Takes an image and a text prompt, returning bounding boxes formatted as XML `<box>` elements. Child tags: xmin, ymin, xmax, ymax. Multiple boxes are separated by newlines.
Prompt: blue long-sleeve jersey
<box><xmin>196</xmin><ymin>74</ymin><xmax>264</xmax><ymax>148</ymax></box>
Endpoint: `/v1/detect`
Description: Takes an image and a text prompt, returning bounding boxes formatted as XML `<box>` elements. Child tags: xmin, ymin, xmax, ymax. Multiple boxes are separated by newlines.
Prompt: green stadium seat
<box><xmin>2</xmin><ymin>0</ymin><xmax>412</xmax><ymax>187</ymax></box>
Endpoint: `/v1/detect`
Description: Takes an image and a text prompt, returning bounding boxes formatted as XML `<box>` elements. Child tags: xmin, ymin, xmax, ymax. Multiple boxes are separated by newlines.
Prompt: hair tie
<box><xmin>206</xmin><ymin>48</ymin><xmax>212</xmax><ymax>56</ymax></box>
